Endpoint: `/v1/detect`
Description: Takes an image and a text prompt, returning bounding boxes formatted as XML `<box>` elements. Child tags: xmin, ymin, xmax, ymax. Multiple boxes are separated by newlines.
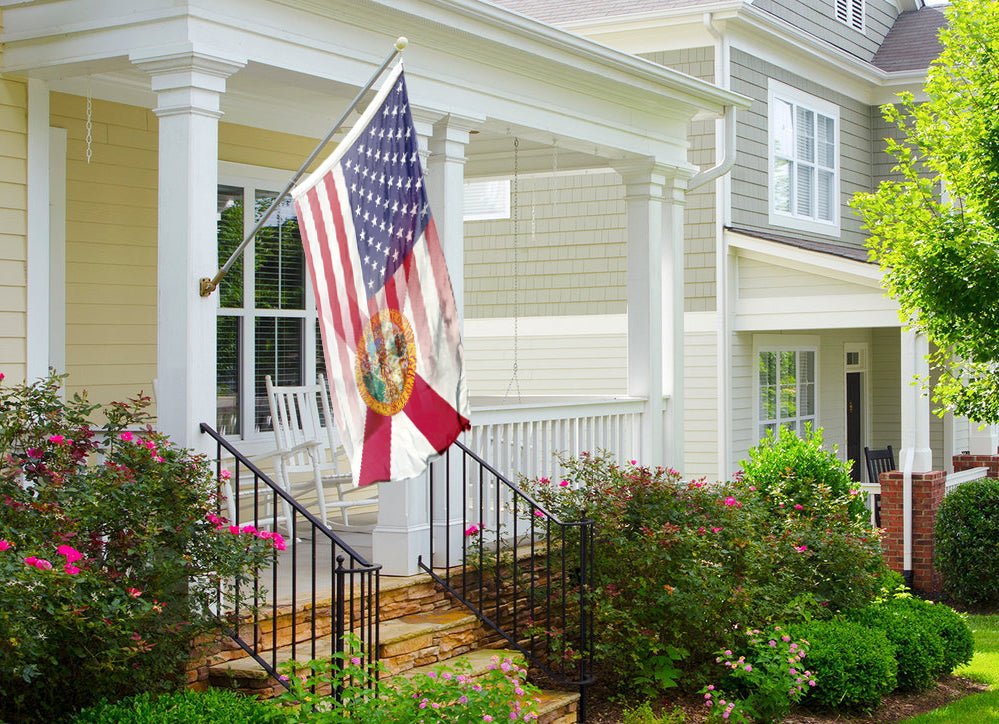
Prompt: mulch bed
<box><xmin>585</xmin><ymin>675</ymin><xmax>989</xmax><ymax>722</ymax></box>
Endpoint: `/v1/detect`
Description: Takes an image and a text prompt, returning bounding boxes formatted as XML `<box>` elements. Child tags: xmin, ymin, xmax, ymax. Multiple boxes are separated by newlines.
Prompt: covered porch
<box><xmin>2</xmin><ymin>0</ymin><xmax>744</xmax><ymax>575</ymax></box>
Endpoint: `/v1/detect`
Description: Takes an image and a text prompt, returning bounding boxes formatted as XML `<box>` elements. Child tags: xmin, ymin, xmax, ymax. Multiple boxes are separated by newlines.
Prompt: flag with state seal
<box><xmin>292</xmin><ymin>62</ymin><xmax>470</xmax><ymax>487</ymax></box>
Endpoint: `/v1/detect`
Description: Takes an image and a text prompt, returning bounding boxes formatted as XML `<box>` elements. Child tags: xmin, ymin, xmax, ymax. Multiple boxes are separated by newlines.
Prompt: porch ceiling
<box><xmin>0</xmin><ymin>0</ymin><xmax>748</xmax><ymax>171</ymax></box>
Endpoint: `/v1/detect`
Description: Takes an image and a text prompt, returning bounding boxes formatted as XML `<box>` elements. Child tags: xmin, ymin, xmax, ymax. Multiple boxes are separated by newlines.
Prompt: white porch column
<box><xmin>427</xmin><ymin>114</ymin><xmax>479</xmax><ymax>567</ymax></box>
<box><xmin>899</xmin><ymin>328</ymin><xmax>932</xmax><ymax>583</ymax></box>
<box><xmin>618</xmin><ymin>161</ymin><xmax>689</xmax><ymax>469</ymax></box>
<box><xmin>132</xmin><ymin>50</ymin><xmax>244</xmax><ymax>450</ymax></box>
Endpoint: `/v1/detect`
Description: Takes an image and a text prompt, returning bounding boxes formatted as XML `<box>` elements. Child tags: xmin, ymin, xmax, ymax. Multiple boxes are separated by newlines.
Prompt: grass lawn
<box><xmin>903</xmin><ymin>614</ymin><xmax>999</xmax><ymax>722</ymax></box>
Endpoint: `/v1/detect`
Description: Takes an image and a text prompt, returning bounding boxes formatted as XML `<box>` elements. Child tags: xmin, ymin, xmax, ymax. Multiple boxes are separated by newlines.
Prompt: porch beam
<box><xmin>132</xmin><ymin>49</ymin><xmax>245</xmax><ymax>450</ymax></box>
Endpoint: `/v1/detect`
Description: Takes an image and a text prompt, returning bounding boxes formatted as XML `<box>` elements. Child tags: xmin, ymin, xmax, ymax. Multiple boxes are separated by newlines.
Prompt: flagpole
<box><xmin>199</xmin><ymin>36</ymin><xmax>409</xmax><ymax>297</ymax></box>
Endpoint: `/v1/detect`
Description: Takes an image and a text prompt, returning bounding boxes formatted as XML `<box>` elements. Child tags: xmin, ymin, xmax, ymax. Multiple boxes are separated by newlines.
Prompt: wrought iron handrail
<box><xmin>420</xmin><ymin>439</ymin><xmax>594</xmax><ymax>720</ymax></box>
<box><xmin>200</xmin><ymin>423</ymin><xmax>381</xmax><ymax>691</ymax></box>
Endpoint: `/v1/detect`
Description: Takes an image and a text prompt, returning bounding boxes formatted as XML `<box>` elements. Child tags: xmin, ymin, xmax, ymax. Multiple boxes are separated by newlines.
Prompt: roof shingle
<box><xmin>872</xmin><ymin>6</ymin><xmax>947</xmax><ymax>72</ymax></box>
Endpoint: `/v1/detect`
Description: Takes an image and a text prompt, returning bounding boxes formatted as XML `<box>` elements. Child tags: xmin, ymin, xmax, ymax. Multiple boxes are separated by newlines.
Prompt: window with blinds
<box><xmin>464</xmin><ymin>179</ymin><xmax>510</xmax><ymax>221</ymax></box>
<box><xmin>216</xmin><ymin>181</ymin><xmax>322</xmax><ymax>438</ymax></box>
<box><xmin>769</xmin><ymin>80</ymin><xmax>840</xmax><ymax>234</ymax></box>
<box><xmin>758</xmin><ymin>349</ymin><xmax>817</xmax><ymax>440</ymax></box>
<box><xmin>835</xmin><ymin>0</ymin><xmax>865</xmax><ymax>32</ymax></box>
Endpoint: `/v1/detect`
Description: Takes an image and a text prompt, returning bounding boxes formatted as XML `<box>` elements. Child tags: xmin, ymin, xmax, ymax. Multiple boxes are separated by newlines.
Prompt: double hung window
<box><xmin>768</xmin><ymin>81</ymin><xmax>839</xmax><ymax>235</ymax></box>
<box><xmin>758</xmin><ymin>348</ymin><xmax>817</xmax><ymax>440</ymax></box>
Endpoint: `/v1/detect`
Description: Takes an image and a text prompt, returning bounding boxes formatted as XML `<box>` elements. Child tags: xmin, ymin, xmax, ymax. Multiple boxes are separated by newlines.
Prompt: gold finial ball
<box><xmin>395</xmin><ymin>37</ymin><xmax>408</xmax><ymax>51</ymax></box>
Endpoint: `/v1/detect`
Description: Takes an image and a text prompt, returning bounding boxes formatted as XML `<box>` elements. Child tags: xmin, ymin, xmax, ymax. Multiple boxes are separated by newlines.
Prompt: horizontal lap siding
<box><xmin>464</xmin><ymin>327</ymin><xmax>626</xmax><ymax>396</ymax></box>
<box><xmin>729</xmin><ymin>48</ymin><xmax>872</xmax><ymax>249</ymax></box>
<box><xmin>53</xmin><ymin>93</ymin><xmax>158</xmax><ymax>408</ymax></box>
<box><xmin>0</xmin><ymin>77</ymin><xmax>26</xmax><ymax>383</ymax></box>
<box><xmin>870</xmin><ymin>326</ymin><xmax>900</xmax><ymax>450</ymax></box>
<box><xmin>684</xmin><ymin>331</ymin><xmax>719</xmax><ymax>480</ymax></box>
<box><xmin>738</xmin><ymin>257</ymin><xmax>875</xmax><ymax>297</ymax></box>
<box><xmin>751</xmin><ymin>0</ymin><xmax>897</xmax><ymax>60</ymax></box>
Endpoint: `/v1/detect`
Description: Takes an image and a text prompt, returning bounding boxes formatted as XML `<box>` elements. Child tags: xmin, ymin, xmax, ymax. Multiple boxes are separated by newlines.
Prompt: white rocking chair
<box><xmin>265</xmin><ymin>375</ymin><xmax>377</xmax><ymax>529</ymax></box>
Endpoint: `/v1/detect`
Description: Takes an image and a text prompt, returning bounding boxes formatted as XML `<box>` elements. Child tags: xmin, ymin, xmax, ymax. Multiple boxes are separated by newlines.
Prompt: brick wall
<box><xmin>952</xmin><ymin>453</ymin><xmax>999</xmax><ymax>478</ymax></box>
<box><xmin>879</xmin><ymin>469</ymin><xmax>946</xmax><ymax>594</ymax></box>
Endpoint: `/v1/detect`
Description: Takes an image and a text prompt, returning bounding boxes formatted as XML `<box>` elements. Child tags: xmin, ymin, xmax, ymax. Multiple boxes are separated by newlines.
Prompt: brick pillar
<box><xmin>879</xmin><ymin>469</ymin><xmax>946</xmax><ymax>594</ymax></box>
<box><xmin>952</xmin><ymin>453</ymin><xmax>999</xmax><ymax>478</ymax></box>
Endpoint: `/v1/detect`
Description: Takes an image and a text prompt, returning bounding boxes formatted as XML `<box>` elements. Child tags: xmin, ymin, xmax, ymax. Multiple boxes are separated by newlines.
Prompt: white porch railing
<box><xmin>467</xmin><ymin>396</ymin><xmax>646</xmax><ymax>485</ymax></box>
<box><xmin>946</xmin><ymin>466</ymin><xmax>988</xmax><ymax>494</ymax></box>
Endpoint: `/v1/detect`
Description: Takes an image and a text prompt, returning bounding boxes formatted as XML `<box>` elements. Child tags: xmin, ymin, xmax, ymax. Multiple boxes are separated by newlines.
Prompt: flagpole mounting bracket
<box><xmin>199</xmin><ymin>277</ymin><xmax>217</xmax><ymax>297</ymax></box>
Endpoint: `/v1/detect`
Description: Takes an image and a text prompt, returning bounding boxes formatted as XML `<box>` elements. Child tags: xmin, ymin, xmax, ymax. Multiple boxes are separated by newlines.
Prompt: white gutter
<box><xmin>689</xmin><ymin>103</ymin><xmax>736</xmax><ymax>190</ymax></box>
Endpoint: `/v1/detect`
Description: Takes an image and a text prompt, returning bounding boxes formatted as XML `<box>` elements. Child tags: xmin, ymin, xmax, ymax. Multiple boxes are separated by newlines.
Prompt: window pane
<box><xmin>800</xmin><ymin>351</ymin><xmax>816</xmax><ymax>383</ymax></box>
<box><xmin>254</xmin><ymin>317</ymin><xmax>304</xmax><ymax>432</ymax></box>
<box><xmin>760</xmin><ymin>385</ymin><xmax>777</xmax><ymax>423</ymax></box>
<box><xmin>773</xmin><ymin>159</ymin><xmax>792</xmax><ymax>213</ymax></box>
<box><xmin>796</xmin><ymin>107</ymin><xmax>815</xmax><ymax>163</ymax></box>
<box><xmin>796</xmin><ymin>165</ymin><xmax>814</xmax><ymax>217</ymax></box>
<box><xmin>255</xmin><ymin>191</ymin><xmax>305</xmax><ymax>310</ymax></box>
<box><xmin>217</xmin><ymin>315</ymin><xmax>241</xmax><ymax>435</ymax></box>
<box><xmin>800</xmin><ymin>382</ymin><xmax>815</xmax><ymax>416</ymax></box>
<box><xmin>759</xmin><ymin>351</ymin><xmax>777</xmax><ymax>386</ymax></box>
<box><xmin>773</xmin><ymin>99</ymin><xmax>795</xmax><ymax>158</ymax></box>
<box><xmin>817</xmin><ymin>169</ymin><xmax>835</xmax><ymax>221</ymax></box>
<box><xmin>818</xmin><ymin>115</ymin><xmax>836</xmax><ymax>168</ymax></box>
<box><xmin>217</xmin><ymin>186</ymin><xmax>244</xmax><ymax>309</ymax></box>
<box><xmin>781</xmin><ymin>384</ymin><xmax>797</xmax><ymax>419</ymax></box>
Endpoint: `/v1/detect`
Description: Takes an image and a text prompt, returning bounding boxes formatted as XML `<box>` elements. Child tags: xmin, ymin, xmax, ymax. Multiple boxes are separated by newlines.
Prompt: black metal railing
<box><xmin>419</xmin><ymin>440</ymin><xmax>594</xmax><ymax>720</ymax></box>
<box><xmin>200</xmin><ymin>423</ymin><xmax>381</xmax><ymax>692</ymax></box>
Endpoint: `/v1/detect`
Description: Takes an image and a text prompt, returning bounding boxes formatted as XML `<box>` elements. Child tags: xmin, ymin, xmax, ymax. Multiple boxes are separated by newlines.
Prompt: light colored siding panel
<box><xmin>751</xmin><ymin>0</ymin><xmax>897</xmax><ymax>60</ymax></box>
<box><xmin>738</xmin><ymin>257</ymin><xmax>875</xmax><ymax>298</ymax></box>
<box><xmin>870</xmin><ymin>326</ymin><xmax>901</xmax><ymax>450</ymax></box>
<box><xmin>684</xmin><ymin>331</ymin><xmax>719</xmax><ymax>479</ymax></box>
<box><xmin>0</xmin><ymin>77</ymin><xmax>27</xmax><ymax>382</ymax></box>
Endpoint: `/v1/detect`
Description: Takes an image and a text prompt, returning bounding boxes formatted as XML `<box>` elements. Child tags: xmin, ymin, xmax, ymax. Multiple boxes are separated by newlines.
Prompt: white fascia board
<box><xmin>727</xmin><ymin>229</ymin><xmax>885</xmax><ymax>288</ymax></box>
<box><xmin>465</xmin><ymin>313</ymin><xmax>626</xmax><ymax>338</ymax></box>
<box><xmin>734</xmin><ymin>308</ymin><xmax>901</xmax><ymax>331</ymax></box>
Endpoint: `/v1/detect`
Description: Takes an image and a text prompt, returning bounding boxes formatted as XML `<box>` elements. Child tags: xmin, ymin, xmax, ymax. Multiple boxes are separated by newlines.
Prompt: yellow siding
<box><xmin>0</xmin><ymin>76</ymin><xmax>26</xmax><ymax>383</ymax></box>
<box><xmin>683</xmin><ymin>331</ymin><xmax>719</xmax><ymax>480</ymax></box>
<box><xmin>51</xmin><ymin>93</ymin><xmax>320</xmax><ymax>409</ymax></box>
<box><xmin>51</xmin><ymin>92</ymin><xmax>158</xmax><ymax>406</ymax></box>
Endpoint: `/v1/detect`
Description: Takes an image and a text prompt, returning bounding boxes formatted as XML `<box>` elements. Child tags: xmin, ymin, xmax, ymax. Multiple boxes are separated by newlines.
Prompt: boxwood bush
<box><xmin>790</xmin><ymin>619</ymin><xmax>896</xmax><ymax>711</ymax></box>
<box><xmin>935</xmin><ymin>478</ymin><xmax>999</xmax><ymax>606</ymax></box>
<box><xmin>848</xmin><ymin>597</ymin><xmax>947</xmax><ymax>691</ymax></box>
<box><xmin>908</xmin><ymin>599</ymin><xmax>974</xmax><ymax>675</ymax></box>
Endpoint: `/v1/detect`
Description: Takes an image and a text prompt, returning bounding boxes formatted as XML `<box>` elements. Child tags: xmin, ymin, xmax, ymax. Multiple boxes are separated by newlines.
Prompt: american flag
<box><xmin>292</xmin><ymin>63</ymin><xmax>470</xmax><ymax>487</ymax></box>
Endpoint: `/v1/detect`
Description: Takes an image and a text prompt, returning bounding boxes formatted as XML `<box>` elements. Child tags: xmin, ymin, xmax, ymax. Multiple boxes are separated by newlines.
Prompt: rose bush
<box><xmin>0</xmin><ymin>374</ymin><xmax>276</xmax><ymax>722</ymax></box>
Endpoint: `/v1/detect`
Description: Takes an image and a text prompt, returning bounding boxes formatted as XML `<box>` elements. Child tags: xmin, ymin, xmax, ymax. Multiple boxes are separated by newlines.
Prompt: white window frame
<box><xmin>464</xmin><ymin>178</ymin><xmax>511</xmax><ymax>221</ymax></box>
<box><xmin>217</xmin><ymin>161</ymin><xmax>320</xmax><ymax>452</ymax></box>
<box><xmin>753</xmin><ymin>334</ymin><xmax>820</xmax><ymax>442</ymax></box>
<box><xmin>835</xmin><ymin>0</ymin><xmax>866</xmax><ymax>33</ymax></box>
<box><xmin>767</xmin><ymin>80</ymin><xmax>841</xmax><ymax>237</ymax></box>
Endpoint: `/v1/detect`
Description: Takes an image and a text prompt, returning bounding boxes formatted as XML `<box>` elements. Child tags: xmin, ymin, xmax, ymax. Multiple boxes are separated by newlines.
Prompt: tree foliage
<box><xmin>852</xmin><ymin>0</ymin><xmax>999</xmax><ymax>422</ymax></box>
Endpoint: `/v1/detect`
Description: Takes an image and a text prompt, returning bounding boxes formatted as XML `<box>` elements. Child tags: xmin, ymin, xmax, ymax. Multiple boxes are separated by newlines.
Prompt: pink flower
<box><xmin>748</xmin><ymin>485</ymin><xmax>757</xmax><ymax>491</ymax></box>
<box><xmin>724</xmin><ymin>496</ymin><xmax>738</xmax><ymax>507</ymax></box>
<box><xmin>464</xmin><ymin>523</ymin><xmax>480</xmax><ymax>536</ymax></box>
<box><xmin>240</xmin><ymin>525</ymin><xmax>257</xmax><ymax>535</ymax></box>
<box><xmin>153</xmin><ymin>456</ymin><xmax>164</xmax><ymax>463</ymax></box>
<box><xmin>23</xmin><ymin>556</ymin><xmax>38</xmax><ymax>566</ymax></box>
<box><xmin>794</xmin><ymin>544</ymin><xmax>808</xmax><ymax>552</ymax></box>
<box><xmin>256</xmin><ymin>530</ymin><xmax>273</xmax><ymax>540</ymax></box>
<box><xmin>64</xmin><ymin>564</ymin><xmax>81</xmax><ymax>575</ymax></box>
<box><xmin>559</xmin><ymin>479</ymin><xmax>569</xmax><ymax>487</ymax></box>
<box><xmin>534</xmin><ymin>509</ymin><xmax>544</xmax><ymax>518</ymax></box>
<box><xmin>119</xmin><ymin>431</ymin><xmax>134</xmax><ymax>442</ymax></box>
<box><xmin>483</xmin><ymin>716</ymin><xmax>493</xmax><ymax>722</ymax></box>
<box><xmin>711</xmin><ymin>526</ymin><xmax>723</xmax><ymax>534</ymax></box>
<box><xmin>127</xmin><ymin>587</ymin><xmax>143</xmax><ymax>598</ymax></box>
<box><xmin>629</xmin><ymin>459</ymin><xmax>637</xmax><ymax>465</ymax></box>
<box><xmin>32</xmin><ymin>558</ymin><xmax>52</xmax><ymax>570</ymax></box>
<box><xmin>48</xmin><ymin>435</ymin><xmax>65</xmax><ymax>445</ymax></box>
<box><xmin>351</xmin><ymin>656</ymin><xmax>361</xmax><ymax>666</ymax></box>
<box><xmin>0</xmin><ymin>372</ymin><xmax>5</xmax><ymax>381</ymax></box>
<box><xmin>220</xmin><ymin>469</ymin><xmax>232</xmax><ymax>480</ymax></box>
<box><xmin>26</xmin><ymin>448</ymin><xmax>42</xmax><ymax>459</ymax></box>
<box><xmin>272</xmin><ymin>534</ymin><xmax>287</xmax><ymax>551</ymax></box>
<box><xmin>794</xmin><ymin>503</ymin><xmax>804</xmax><ymax>511</ymax></box>
<box><xmin>57</xmin><ymin>545</ymin><xmax>83</xmax><ymax>563</ymax></box>
<box><xmin>0</xmin><ymin>540</ymin><xmax>11</xmax><ymax>551</ymax></box>
<box><xmin>228</xmin><ymin>525</ymin><xmax>240</xmax><ymax>535</ymax></box>
<box><xmin>745</xmin><ymin>664</ymin><xmax>752</xmax><ymax>672</ymax></box>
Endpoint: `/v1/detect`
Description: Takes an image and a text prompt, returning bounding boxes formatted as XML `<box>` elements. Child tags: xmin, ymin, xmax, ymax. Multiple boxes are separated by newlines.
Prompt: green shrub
<box><xmin>740</xmin><ymin>425</ymin><xmax>868</xmax><ymax>522</ymax></box>
<box><xmin>0</xmin><ymin>375</ymin><xmax>276</xmax><ymax>722</ymax></box>
<box><xmin>73</xmin><ymin>690</ymin><xmax>281</xmax><ymax>723</ymax></box>
<box><xmin>935</xmin><ymin>478</ymin><xmax>999</xmax><ymax>606</ymax></box>
<box><xmin>519</xmin><ymin>439</ymin><xmax>885</xmax><ymax>695</ymax></box>
<box><xmin>906</xmin><ymin>599</ymin><xmax>974</xmax><ymax>675</ymax></box>
<box><xmin>791</xmin><ymin>619</ymin><xmax>896</xmax><ymax>711</ymax></box>
<box><xmin>848</xmin><ymin>598</ymin><xmax>947</xmax><ymax>691</ymax></box>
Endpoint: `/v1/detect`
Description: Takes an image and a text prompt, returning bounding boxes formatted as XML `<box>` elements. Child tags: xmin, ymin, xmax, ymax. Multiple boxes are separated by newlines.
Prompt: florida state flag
<box><xmin>292</xmin><ymin>63</ymin><xmax>470</xmax><ymax>486</ymax></box>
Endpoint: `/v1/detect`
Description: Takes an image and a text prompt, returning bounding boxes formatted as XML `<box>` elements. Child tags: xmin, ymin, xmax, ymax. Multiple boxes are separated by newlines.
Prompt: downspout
<box><xmin>902</xmin><ymin>447</ymin><xmax>914</xmax><ymax>588</ymax></box>
<box><xmin>693</xmin><ymin>12</ymin><xmax>735</xmax><ymax>481</ymax></box>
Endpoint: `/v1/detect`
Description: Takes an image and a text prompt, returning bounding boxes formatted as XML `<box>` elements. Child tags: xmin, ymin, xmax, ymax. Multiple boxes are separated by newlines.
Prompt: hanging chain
<box><xmin>504</xmin><ymin>136</ymin><xmax>523</xmax><ymax>403</ymax></box>
<box><xmin>85</xmin><ymin>80</ymin><xmax>93</xmax><ymax>164</ymax></box>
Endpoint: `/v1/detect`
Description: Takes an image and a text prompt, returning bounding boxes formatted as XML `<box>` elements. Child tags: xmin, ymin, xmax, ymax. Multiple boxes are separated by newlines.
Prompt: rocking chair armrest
<box><xmin>276</xmin><ymin>440</ymin><xmax>324</xmax><ymax>459</ymax></box>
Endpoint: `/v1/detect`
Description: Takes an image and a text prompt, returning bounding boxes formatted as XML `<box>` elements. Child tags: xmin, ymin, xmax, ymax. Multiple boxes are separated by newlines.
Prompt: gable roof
<box><xmin>726</xmin><ymin>227</ymin><xmax>872</xmax><ymax>264</ymax></box>
<box><xmin>872</xmin><ymin>6</ymin><xmax>948</xmax><ymax>72</ymax></box>
<box><xmin>486</xmin><ymin>0</ymin><xmax>714</xmax><ymax>25</ymax></box>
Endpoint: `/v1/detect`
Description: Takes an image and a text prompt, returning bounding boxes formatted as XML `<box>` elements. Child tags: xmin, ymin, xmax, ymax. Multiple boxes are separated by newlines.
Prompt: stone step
<box><xmin>536</xmin><ymin>689</ymin><xmax>581</xmax><ymax>724</ymax></box>
<box><xmin>207</xmin><ymin>609</ymin><xmax>484</xmax><ymax>695</ymax></box>
<box><xmin>395</xmin><ymin>647</ymin><xmax>526</xmax><ymax>680</ymax></box>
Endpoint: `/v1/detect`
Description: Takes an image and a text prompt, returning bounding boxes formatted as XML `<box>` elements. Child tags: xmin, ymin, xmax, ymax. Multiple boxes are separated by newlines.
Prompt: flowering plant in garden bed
<box><xmin>274</xmin><ymin>635</ymin><xmax>541</xmax><ymax>722</ymax></box>
<box><xmin>519</xmin><ymin>435</ymin><xmax>885</xmax><ymax>696</ymax></box>
<box><xmin>700</xmin><ymin>625</ymin><xmax>815</xmax><ymax>723</ymax></box>
<box><xmin>0</xmin><ymin>374</ymin><xmax>276</xmax><ymax>722</ymax></box>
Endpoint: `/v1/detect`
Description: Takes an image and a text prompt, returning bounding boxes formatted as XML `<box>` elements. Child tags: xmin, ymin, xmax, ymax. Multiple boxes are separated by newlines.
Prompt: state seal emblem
<box><xmin>355</xmin><ymin>309</ymin><xmax>417</xmax><ymax>417</ymax></box>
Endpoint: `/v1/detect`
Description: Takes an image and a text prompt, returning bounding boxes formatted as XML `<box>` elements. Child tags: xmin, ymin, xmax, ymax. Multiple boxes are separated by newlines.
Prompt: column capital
<box><xmin>614</xmin><ymin>158</ymin><xmax>694</xmax><ymax>201</ymax></box>
<box><xmin>131</xmin><ymin>47</ymin><xmax>246</xmax><ymax>119</ymax></box>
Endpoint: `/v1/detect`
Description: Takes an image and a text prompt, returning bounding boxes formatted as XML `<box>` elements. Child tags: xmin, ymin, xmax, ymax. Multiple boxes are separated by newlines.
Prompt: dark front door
<box><xmin>847</xmin><ymin>372</ymin><xmax>862</xmax><ymax>481</ymax></box>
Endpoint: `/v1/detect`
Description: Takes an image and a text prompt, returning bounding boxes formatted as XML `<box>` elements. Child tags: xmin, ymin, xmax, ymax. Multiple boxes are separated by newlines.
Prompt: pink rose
<box><xmin>464</xmin><ymin>523</ymin><xmax>480</xmax><ymax>537</ymax></box>
<box><xmin>127</xmin><ymin>587</ymin><xmax>142</xmax><ymax>598</ymax></box>
<box><xmin>48</xmin><ymin>435</ymin><xmax>65</xmax><ymax>445</ymax></box>
<box><xmin>64</xmin><ymin>564</ymin><xmax>81</xmax><ymax>575</ymax></box>
<box><xmin>119</xmin><ymin>431</ymin><xmax>134</xmax><ymax>442</ymax></box>
<box><xmin>0</xmin><ymin>540</ymin><xmax>11</xmax><ymax>551</ymax></box>
<box><xmin>57</xmin><ymin>545</ymin><xmax>83</xmax><ymax>563</ymax></box>
<box><xmin>559</xmin><ymin>479</ymin><xmax>569</xmax><ymax>487</ymax></box>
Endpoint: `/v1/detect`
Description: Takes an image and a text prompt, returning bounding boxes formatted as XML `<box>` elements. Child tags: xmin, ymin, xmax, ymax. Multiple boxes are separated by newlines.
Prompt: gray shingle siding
<box><xmin>751</xmin><ymin>0</ymin><xmax>897</xmax><ymax>62</ymax></box>
<box><xmin>730</xmin><ymin>47</ymin><xmax>872</xmax><ymax>251</ymax></box>
<box><xmin>642</xmin><ymin>47</ymin><xmax>718</xmax><ymax>313</ymax></box>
